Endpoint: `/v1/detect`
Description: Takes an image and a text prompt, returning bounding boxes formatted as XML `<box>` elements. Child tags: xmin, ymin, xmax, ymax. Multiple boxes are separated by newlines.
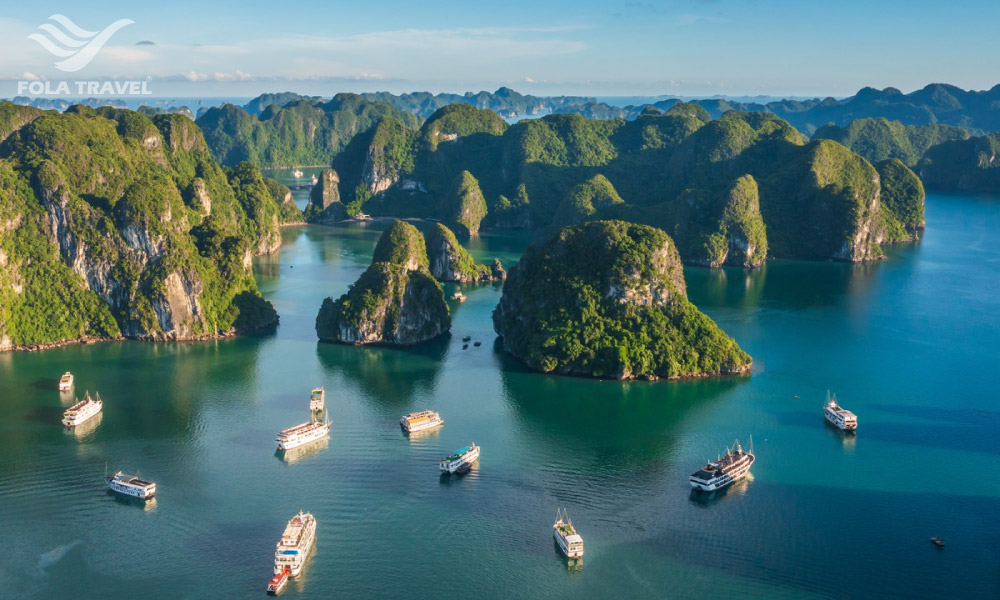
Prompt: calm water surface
<box><xmin>1</xmin><ymin>193</ymin><xmax>998</xmax><ymax>599</ymax></box>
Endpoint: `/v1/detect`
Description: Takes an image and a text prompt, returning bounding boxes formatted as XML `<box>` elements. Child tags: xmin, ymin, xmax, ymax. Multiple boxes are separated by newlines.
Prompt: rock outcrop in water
<box><xmin>305</xmin><ymin>168</ymin><xmax>346</xmax><ymax>222</ymax></box>
<box><xmin>315</xmin><ymin>220</ymin><xmax>449</xmax><ymax>345</ymax></box>
<box><xmin>424</xmin><ymin>223</ymin><xmax>504</xmax><ymax>282</ymax></box>
<box><xmin>492</xmin><ymin>220</ymin><xmax>751</xmax><ymax>380</ymax></box>
<box><xmin>0</xmin><ymin>103</ymin><xmax>280</xmax><ymax>351</ymax></box>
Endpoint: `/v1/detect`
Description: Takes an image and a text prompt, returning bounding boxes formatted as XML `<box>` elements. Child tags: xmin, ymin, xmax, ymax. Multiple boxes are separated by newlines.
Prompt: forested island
<box><xmin>0</xmin><ymin>101</ymin><xmax>298</xmax><ymax>351</ymax></box>
<box><xmin>310</xmin><ymin>104</ymin><xmax>924</xmax><ymax>265</ymax></box>
<box><xmin>493</xmin><ymin>220</ymin><xmax>751</xmax><ymax>379</ymax></box>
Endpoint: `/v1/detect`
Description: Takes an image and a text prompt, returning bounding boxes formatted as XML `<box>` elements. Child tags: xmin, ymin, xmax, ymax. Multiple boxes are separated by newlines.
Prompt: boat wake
<box><xmin>37</xmin><ymin>539</ymin><xmax>82</xmax><ymax>575</ymax></box>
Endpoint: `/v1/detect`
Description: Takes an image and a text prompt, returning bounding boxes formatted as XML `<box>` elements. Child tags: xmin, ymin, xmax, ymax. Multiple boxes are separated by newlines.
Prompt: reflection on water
<box><xmin>67</xmin><ymin>412</ymin><xmax>102</xmax><ymax>440</ymax></box>
<box><xmin>500</xmin><ymin>356</ymin><xmax>748</xmax><ymax>469</ymax></box>
<box><xmin>687</xmin><ymin>473</ymin><xmax>754</xmax><ymax>508</ymax></box>
<box><xmin>108</xmin><ymin>491</ymin><xmax>157</xmax><ymax>512</ymax></box>
<box><xmin>316</xmin><ymin>337</ymin><xmax>449</xmax><ymax>408</ymax></box>
<box><xmin>685</xmin><ymin>259</ymin><xmax>882</xmax><ymax>312</ymax></box>
<box><xmin>276</xmin><ymin>436</ymin><xmax>330</xmax><ymax>465</ymax></box>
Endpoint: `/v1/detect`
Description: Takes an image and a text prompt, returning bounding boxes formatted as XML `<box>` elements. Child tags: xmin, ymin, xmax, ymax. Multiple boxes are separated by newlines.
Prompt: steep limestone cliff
<box><xmin>315</xmin><ymin>221</ymin><xmax>449</xmax><ymax>345</ymax></box>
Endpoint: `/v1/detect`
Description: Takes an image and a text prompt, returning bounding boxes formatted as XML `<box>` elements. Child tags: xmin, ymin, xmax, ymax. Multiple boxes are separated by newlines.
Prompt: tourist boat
<box><xmin>266</xmin><ymin>568</ymin><xmax>289</xmax><ymax>595</ymax></box>
<box><xmin>61</xmin><ymin>392</ymin><xmax>102</xmax><ymax>427</ymax></box>
<box><xmin>276</xmin><ymin>415</ymin><xmax>331</xmax><ymax>451</ymax></box>
<box><xmin>930</xmin><ymin>536</ymin><xmax>945</xmax><ymax>548</ymax></box>
<box><xmin>273</xmin><ymin>511</ymin><xmax>317</xmax><ymax>577</ymax></box>
<box><xmin>356</xmin><ymin>212</ymin><xmax>372</xmax><ymax>221</ymax></box>
<box><xmin>689</xmin><ymin>438</ymin><xmax>755</xmax><ymax>492</ymax></box>
<box><xmin>553</xmin><ymin>508</ymin><xmax>584</xmax><ymax>559</ymax></box>
<box><xmin>823</xmin><ymin>391</ymin><xmax>858</xmax><ymax>431</ymax></box>
<box><xmin>309</xmin><ymin>387</ymin><xmax>325</xmax><ymax>412</ymax></box>
<box><xmin>440</xmin><ymin>442</ymin><xmax>479</xmax><ymax>474</ymax></box>
<box><xmin>58</xmin><ymin>371</ymin><xmax>74</xmax><ymax>391</ymax></box>
<box><xmin>291</xmin><ymin>169</ymin><xmax>303</xmax><ymax>178</ymax></box>
<box><xmin>400</xmin><ymin>410</ymin><xmax>444</xmax><ymax>433</ymax></box>
<box><xmin>451</xmin><ymin>292</ymin><xmax>466</xmax><ymax>302</ymax></box>
<box><xmin>106</xmin><ymin>471</ymin><xmax>156</xmax><ymax>499</ymax></box>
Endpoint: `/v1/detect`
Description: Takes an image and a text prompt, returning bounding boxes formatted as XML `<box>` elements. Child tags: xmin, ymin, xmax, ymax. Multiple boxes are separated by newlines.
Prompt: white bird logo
<box><xmin>27</xmin><ymin>14</ymin><xmax>134</xmax><ymax>72</ymax></box>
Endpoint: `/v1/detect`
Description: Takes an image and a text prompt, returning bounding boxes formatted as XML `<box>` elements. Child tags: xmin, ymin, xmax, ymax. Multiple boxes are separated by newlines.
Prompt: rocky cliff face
<box><xmin>306</xmin><ymin>168</ymin><xmax>346</xmax><ymax>222</ymax></box>
<box><xmin>315</xmin><ymin>220</ymin><xmax>449</xmax><ymax>345</ymax></box>
<box><xmin>493</xmin><ymin>220</ymin><xmax>751</xmax><ymax>380</ymax></box>
<box><xmin>424</xmin><ymin>223</ymin><xmax>504</xmax><ymax>282</ymax></box>
<box><xmin>0</xmin><ymin>102</ymin><xmax>279</xmax><ymax>350</ymax></box>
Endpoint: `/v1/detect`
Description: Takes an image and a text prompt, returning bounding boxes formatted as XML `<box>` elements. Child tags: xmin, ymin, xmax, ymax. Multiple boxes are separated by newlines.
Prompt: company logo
<box><xmin>27</xmin><ymin>14</ymin><xmax>134</xmax><ymax>73</ymax></box>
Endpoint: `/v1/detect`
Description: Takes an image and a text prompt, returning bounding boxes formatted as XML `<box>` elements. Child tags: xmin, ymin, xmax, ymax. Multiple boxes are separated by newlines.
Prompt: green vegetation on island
<box><xmin>0</xmin><ymin>102</ymin><xmax>280</xmax><ymax>350</ymax></box>
<box><xmin>917</xmin><ymin>133</ymin><xmax>1000</xmax><ymax>193</ymax></box>
<box><xmin>327</xmin><ymin>106</ymin><xmax>920</xmax><ymax>265</ymax></box>
<box><xmin>423</xmin><ymin>223</ymin><xmax>504</xmax><ymax>282</ymax></box>
<box><xmin>196</xmin><ymin>93</ymin><xmax>421</xmax><ymax>167</ymax></box>
<box><xmin>315</xmin><ymin>221</ymin><xmax>449</xmax><ymax>345</ymax></box>
<box><xmin>812</xmin><ymin>118</ymin><xmax>970</xmax><ymax>166</ymax></box>
<box><xmin>492</xmin><ymin>220</ymin><xmax>751</xmax><ymax>379</ymax></box>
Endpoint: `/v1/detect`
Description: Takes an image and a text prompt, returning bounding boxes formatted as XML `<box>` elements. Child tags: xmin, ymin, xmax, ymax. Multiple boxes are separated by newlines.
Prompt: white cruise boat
<box><xmin>273</xmin><ymin>511</ymin><xmax>316</xmax><ymax>577</ymax></box>
<box><xmin>62</xmin><ymin>392</ymin><xmax>102</xmax><ymax>427</ymax></box>
<box><xmin>291</xmin><ymin>169</ymin><xmax>304</xmax><ymax>178</ymax></box>
<box><xmin>309</xmin><ymin>387</ymin><xmax>325</xmax><ymax>412</ymax></box>
<box><xmin>553</xmin><ymin>508</ymin><xmax>584</xmax><ymax>559</ymax></box>
<box><xmin>276</xmin><ymin>415</ymin><xmax>331</xmax><ymax>451</ymax></box>
<box><xmin>400</xmin><ymin>410</ymin><xmax>444</xmax><ymax>433</ymax></box>
<box><xmin>440</xmin><ymin>442</ymin><xmax>479</xmax><ymax>474</ymax></box>
<box><xmin>690</xmin><ymin>438</ymin><xmax>755</xmax><ymax>492</ymax></box>
<box><xmin>106</xmin><ymin>471</ymin><xmax>156</xmax><ymax>499</ymax></box>
<box><xmin>58</xmin><ymin>371</ymin><xmax>74</xmax><ymax>391</ymax></box>
<box><xmin>823</xmin><ymin>391</ymin><xmax>858</xmax><ymax>431</ymax></box>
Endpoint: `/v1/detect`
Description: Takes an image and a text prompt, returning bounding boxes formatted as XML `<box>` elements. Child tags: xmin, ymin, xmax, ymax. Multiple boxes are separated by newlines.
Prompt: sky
<box><xmin>1</xmin><ymin>0</ymin><xmax>998</xmax><ymax>99</ymax></box>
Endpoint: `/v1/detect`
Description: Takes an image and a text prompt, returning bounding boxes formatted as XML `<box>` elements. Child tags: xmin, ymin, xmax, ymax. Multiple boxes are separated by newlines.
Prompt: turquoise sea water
<box><xmin>0</xmin><ymin>192</ymin><xmax>998</xmax><ymax>599</ymax></box>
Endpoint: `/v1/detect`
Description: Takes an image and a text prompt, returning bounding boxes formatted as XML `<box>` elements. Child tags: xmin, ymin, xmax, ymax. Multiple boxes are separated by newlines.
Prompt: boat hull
<box><xmin>554</xmin><ymin>530</ymin><xmax>584</xmax><ymax>558</ymax></box>
<box><xmin>276</xmin><ymin>423</ymin><xmax>331</xmax><ymax>450</ymax></box>
<box><xmin>440</xmin><ymin>446</ymin><xmax>480</xmax><ymax>473</ymax></box>
<box><xmin>106</xmin><ymin>479</ymin><xmax>155</xmax><ymax>499</ymax></box>
<box><xmin>689</xmin><ymin>455</ymin><xmax>755</xmax><ymax>492</ymax></box>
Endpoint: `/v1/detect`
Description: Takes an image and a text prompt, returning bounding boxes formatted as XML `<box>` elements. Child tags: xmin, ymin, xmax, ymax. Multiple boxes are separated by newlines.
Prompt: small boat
<box><xmin>58</xmin><ymin>371</ymin><xmax>74</xmax><ymax>391</ymax></box>
<box><xmin>440</xmin><ymin>443</ymin><xmax>480</xmax><ymax>474</ymax></box>
<box><xmin>462</xmin><ymin>336</ymin><xmax>471</xmax><ymax>342</ymax></box>
<box><xmin>273</xmin><ymin>511</ymin><xmax>317</xmax><ymax>577</ymax></box>
<box><xmin>553</xmin><ymin>508</ymin><xmax>584</xmax><ymax>559</ymax></box>
<box><xmin>930</xmin><ymin>536</ymin><xmax>945</xmax><ymax>548</ymax></box>
<box><xmin>400</xmin><ymin>410</ymin><xmax>444</xmax><ymax>433</ymax></box>
<box><xmin>309</xmin><ymin>387</ymin><xmax>325</xmax><ymax>412</ymax></box>
<box><xmin>106</xmin><ymin>470</ymin><xmax>156</xmax><ymax>499</ymax></box>
<box><xmin>451</xmin><ymin>292</ymin><xmax>466</xmax><ymax>302</ymax></box>
<box><xmin>356</xmin><ymin>213</ymin><xmax>372</xmax><ymax>221</ymax></box>
<box><xmin>462</xmin><ymin>344</ymin><xmax>468</xmax><ymax>350</ymax></box>
<box><xmin>276</xmin><ymin>415</ymin><xmax>331</xmax><ymax>451</ymax></box>
<box><xmin>823</xmin><ymin>391</ymin><xmax>858</xmax><ymax>431</ymax></box>
<box><xmin>310</xmin><ymin>174</ymin><xmax>318</xmax><ymax>185</ymax></box>
<box><xmin>473</xmin><ymin>341</ymin><xmax>482</xmax><ymax>347</ymax></box>
<box><xmin>291</xmin><ymin>169</ymin><xmax>304</xmax><ymax>178</ymax></box>
<box><xmin>62</xmin><ymin>391</ymin><xmax>102</xmax><ymax>427</ymax></box>
<box><xmin>690</xmin><ymin>438</ymin><xmax>755</xmax><ymax>492</ymax></box>
<box><xmin>454</xmin><ymin>462</ymin><xmax>472</xmax><ymax>475</ymax></box>
<box><xmin>266</xmin><ymin>567</ymin><xmax>290</xmax><ymax>595</ymax></box>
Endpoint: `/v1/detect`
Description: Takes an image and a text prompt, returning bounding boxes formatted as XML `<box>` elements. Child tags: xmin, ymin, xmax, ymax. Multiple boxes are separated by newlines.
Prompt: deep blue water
<box><xmin>0</xmin><ymin>192</ymin><xmax>997</xmax><ymax>599</ymax></box>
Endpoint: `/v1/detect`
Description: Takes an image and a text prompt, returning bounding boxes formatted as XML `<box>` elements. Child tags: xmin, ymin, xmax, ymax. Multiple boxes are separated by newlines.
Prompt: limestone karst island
<box><xmin>1</xmin><ymin>2</ymin><xmax>998</xmax><ymax>599</ymax></box>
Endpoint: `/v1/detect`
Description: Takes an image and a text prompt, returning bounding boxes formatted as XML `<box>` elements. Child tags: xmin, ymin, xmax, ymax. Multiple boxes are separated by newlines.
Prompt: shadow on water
<box><xmin>315</xmin><ymin>336</ymin><xmax>449</xmax><ymax>409</ymax></box>
<box><xmin>498</xmin><ymin>350</ymin><xmax>750</xmax><ymax>469</ymax></box>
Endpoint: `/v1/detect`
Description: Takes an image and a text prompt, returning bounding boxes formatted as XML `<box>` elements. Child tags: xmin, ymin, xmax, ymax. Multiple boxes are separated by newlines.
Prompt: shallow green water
<box><xmin>1</xmin><ymin>193</ymin><xmax>998</xmax><ymax>599</ymax></box>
